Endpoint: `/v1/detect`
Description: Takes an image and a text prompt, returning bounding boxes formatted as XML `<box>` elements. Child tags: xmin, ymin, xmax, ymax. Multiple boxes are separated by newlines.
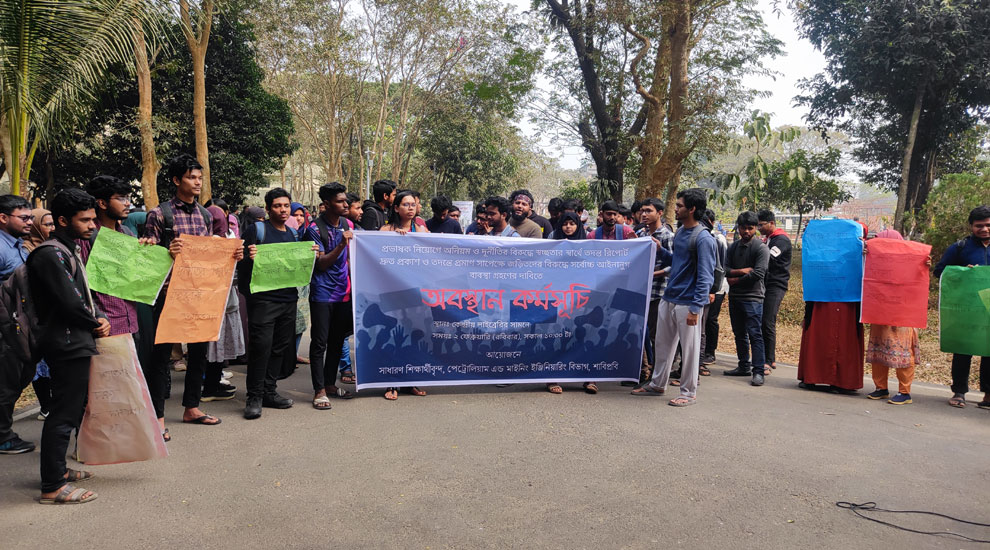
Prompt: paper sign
<box><xmin>939</xmin><ymin>266</ymin><xmax>990</xmax><ymax>356</ymax></box>
<box><xmin>802</xmin><ymin>219</ymin><xmax>864</xmax><ymax>302</ymax></box>
<box><xmin>155</xmin><ymin>236</ymin><xmax>242</xmax><ymax>344</ymax></box>
<box><xmin>86</xmin><ymin>229</ymin><xmax>173</xmax><ymax>305</ymax></box>
<box><xmin>249</xmin><ymin>241</ymin><xmax>316</xmax><ymax>294</ymax></box>
<box><xmin>861</xmin><ymin>239</ymin><xmax>931</xmax><ymax>328</ymax></box>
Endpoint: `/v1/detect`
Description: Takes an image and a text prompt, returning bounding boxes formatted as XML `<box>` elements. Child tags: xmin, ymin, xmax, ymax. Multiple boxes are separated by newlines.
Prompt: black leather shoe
<box><xmin>262</xmin><ymin>392</ymin><xmax>293</xmax><ymax>409</ymax></box>
<box><xmin>243</xmin><ymin>396</ymin><xmax>262</xmax><ymax>420</ymax></box>
<box><xmin>751</xmin><ymin>372</ymin><xmax>765</xmax><ymax>386</ymax></box>
<box><xmin>723</xmin><ymin>367</ymin><xmax>751</xmax><ymax>376</ymax></box>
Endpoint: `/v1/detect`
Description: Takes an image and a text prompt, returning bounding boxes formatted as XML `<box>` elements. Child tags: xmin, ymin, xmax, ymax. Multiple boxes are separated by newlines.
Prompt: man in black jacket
<box><xmin>723</xmin><ymin>211</ymin><xmax>770</xmax><ymax>386</ymax></box>
<box><xmin>359</xmin><ymin>179</ymin><xmax>396</xmax><ymax>231</ymax></box>
<box><xmin>28</xmin><ymin>189</ymin><xmax>110</xmax><ymax>505</ymax></box>
<box><xmin>758</xmin><ymin>209</ymin><xmax>792</xmax><ymax>374</ymax></box>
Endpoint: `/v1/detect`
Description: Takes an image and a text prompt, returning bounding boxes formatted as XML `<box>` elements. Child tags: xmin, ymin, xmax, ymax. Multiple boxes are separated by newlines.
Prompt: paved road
<box><xmin>2</xmin><ymin>356</ymin><xmax>988</xmax><ymax>549</ymax></box>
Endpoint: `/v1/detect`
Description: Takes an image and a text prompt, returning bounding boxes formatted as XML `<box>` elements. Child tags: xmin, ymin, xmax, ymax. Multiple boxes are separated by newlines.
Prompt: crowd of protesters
<box><xmin>0</xmin><ymin>152</ymin><xmax>987</xmax><ymax>504</ymax></box>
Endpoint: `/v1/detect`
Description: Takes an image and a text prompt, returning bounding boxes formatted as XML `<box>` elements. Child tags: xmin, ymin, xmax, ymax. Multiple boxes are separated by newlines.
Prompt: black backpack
<box><xmin>0</xmin><ymin>240</ymin><xmax>79</xmax><ymax>364</ymax></box>
<box><xmin>158</xmin><ymin>201</ymin><xmax>213</xmax><ymax>246</ymax></box>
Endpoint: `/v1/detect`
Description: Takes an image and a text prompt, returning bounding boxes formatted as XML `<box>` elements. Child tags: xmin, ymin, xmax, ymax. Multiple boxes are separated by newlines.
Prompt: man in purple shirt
<box><xmin>78</xmin><ymin>176</ymin><xmax>140</xmax><ymax>336</ymax></box>
<box><xmin>307</xmin><ymin>182</ymin><xmax>355</xmax><ymax>410</ymax></box>
<box><xmin>143</xmin><ymin>154</ymin><xmax>244</xmax><ymax>429</ymax></box>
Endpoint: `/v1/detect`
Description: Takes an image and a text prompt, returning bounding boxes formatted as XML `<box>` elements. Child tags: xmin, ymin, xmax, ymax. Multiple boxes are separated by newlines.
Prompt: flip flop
<box><xmin>182</xmin><ymin>415</ymin><xmax>221</xmax><ymax>425</ymax></box>
<box><xmin>547</xmin><ymin>383</ymin><xmax>563</xmax><ymax>394</ymax></box>
<box><xmin>312</xmin><ymin>395</ymin><xmax>332</xmax><ymax>410</ymax></box>
<box><xmin>384</xmin><ymin>388</ymin><xmax>398</xmax><ymax>401</ymax></box>
<box><xmin>162</xmin><ymin>429</ymin><xmax>171</xmax><ymax>442</ymax></box>
<box><xmin>327</xmin><ymin>387</ymin><xmax>354</xmax><ymax>399</ymax></box>
<box><xmin>668</xmin><ymin>397</ymin><xmax>696</xmax><ymax>407</ymax></box>
<box><xmin>948</xmin><ymin>395</ymin><xmax>966</xmax><ymax>408</ymax></box>
<box><xmin>631</xmin><ymin>385</ymin><xmax>665</xmax><ymax>397</ymax></box>
<box><xmin>583</xmin><ymin>382</ymin><xmax>598</xmax><ymax>394</ymax></box>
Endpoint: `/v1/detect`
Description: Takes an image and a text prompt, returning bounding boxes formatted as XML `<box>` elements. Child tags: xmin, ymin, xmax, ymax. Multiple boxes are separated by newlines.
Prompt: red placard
<box><xmin>860</xmin><ymin>238</ymin><xmax>931</xmax><ymax>328</ymax></box>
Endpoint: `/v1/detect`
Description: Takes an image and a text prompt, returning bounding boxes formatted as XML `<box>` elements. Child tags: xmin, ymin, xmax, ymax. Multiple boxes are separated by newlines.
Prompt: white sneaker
<box><xmin>222</xmin><ymin>370</ymin><xmax>233</xmax><ymax>380</ymax></box>
<box><xmin>172</xmin><ymin>360</ymin><xmax>187</xmax><ymax>372</ymax></box>
<box><xmin>37</xmin><ymin>410</ymin><xmax>49</xmax><ymax>421</ymax></box>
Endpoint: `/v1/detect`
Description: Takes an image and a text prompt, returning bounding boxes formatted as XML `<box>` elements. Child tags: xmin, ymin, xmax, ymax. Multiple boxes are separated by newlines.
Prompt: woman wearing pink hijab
<box><xmin>865</xmin><ymin>228</ymin><xmax>922</xmax><ymax>404</ymax></box>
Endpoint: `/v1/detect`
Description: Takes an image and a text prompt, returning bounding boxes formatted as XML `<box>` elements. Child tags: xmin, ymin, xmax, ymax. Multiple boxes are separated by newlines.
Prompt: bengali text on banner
<box><xmin>349</xmin><ymin>232</ymin><xmax>656</xmax><ymax>390</ymax></box>
<box><xmin>250</xmin><ymin>241</ymin><xmax>316</xmax><ymax>294</ymax></box>
<box><xmin>86</xmin><ymin>228</ymin><xmax>174</xmax><ymax>305</ymax></box>
<box><xmin>155</xmin><ymin>235</ymin><xmax>242</xmax><ymax>344</ymax></box>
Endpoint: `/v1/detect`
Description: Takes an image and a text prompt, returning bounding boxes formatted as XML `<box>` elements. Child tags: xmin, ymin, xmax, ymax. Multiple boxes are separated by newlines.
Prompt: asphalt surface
<box><xmin>2</xmin><ymin>355</ymin><xmax>989</xmax><ymax>549</ymax></box>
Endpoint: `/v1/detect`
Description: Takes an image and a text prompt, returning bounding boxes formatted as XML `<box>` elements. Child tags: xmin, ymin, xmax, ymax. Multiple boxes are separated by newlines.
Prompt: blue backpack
<box><xmin>254</xmin><ymin>221</ymin><xmax>299</xmax><ymax>243</ymax></box>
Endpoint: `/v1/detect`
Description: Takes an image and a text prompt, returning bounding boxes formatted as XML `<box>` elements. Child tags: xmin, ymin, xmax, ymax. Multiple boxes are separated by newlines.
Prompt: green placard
<box><xmin>86</xmin><ymin>228</ymin><xmax>174</xmax><ymax>305</ymax></box>
<box><xmin>939</xmin><ymin>266</ymin><xmax>990</xmax><ymax>356</ymax></box>
<box><xmin>250</xmin><ymin>241</ymin><xmax>316</xmax><ymax>294</ymax></box>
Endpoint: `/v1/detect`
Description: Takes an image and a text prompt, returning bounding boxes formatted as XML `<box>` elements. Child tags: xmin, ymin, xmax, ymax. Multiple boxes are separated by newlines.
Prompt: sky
<box><xmin>509</xmin><ymin>0</ymin><xmax>828</xmax><ymax>170</ymax></box>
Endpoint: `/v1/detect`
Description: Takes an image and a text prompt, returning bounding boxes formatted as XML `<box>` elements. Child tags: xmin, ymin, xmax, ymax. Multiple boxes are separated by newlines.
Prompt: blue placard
<box><xmin>801</xmin><ymin>219</ymin><xmax>864</xmax><ymax>302</ymax></box>
<box><xmin>350</xmin><ymin>232</ymin><xmax>656</xmax><ymax>389</ymax></box>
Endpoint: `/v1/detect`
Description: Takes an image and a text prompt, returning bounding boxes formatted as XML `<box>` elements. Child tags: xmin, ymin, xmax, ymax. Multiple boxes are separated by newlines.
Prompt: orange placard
<box><xmin>154</xmin><ymin>236</ymin><xmax>243</xmax><ymax>344</ymax></box>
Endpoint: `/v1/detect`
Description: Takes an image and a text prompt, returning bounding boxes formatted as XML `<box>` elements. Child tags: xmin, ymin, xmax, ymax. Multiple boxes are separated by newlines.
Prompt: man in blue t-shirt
<box><xmin>239</xmin><ymin>188</ymin><xmax>318</xmax><ymax>419</ymax></box>
<box><xmin>307</xmin><ymin>183</ymin><xmax>356</xmax><ymax>410</ymax></box>
<box><xmin>632</xmin><ymin>189</ymin><xmax>716</xmax><ymax>407</ymax></box>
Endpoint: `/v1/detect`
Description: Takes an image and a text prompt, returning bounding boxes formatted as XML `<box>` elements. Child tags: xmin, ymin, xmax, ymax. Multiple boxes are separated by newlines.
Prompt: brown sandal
<box><xmin>547</xmin><ymin>383</ymin><xmax>563</xmax><ymax>394</ymax></box>
<box><xmin>384</xmin><ymin>388</ymin><xmax>398</xmax><ymax>400</ymax></box>
<box><xmin>583</xmin><ymin>382</ymin><xmax>598</xmax><ymax>394</ymax></box>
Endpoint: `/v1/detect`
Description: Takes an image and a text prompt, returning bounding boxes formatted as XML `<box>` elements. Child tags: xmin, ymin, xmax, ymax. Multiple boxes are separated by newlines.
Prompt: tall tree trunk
<box><xmin>894</xmin><ymin>77</ymin><xmax>925</xmax><ymax>232</ymax></box>
<box><xmin>134</xmin><ymin>20</ymin><xmax>160</xmax><ymax>208</ymax></box>
<box><xmin>0</xmin><ymin>116</ymin><xmax>11</xmax><ymax>187</ymax></box>
<box><xmin>655</xmin><ymin>0</ymin><xmax>692</xmax><ymax>222</ymax></box>
<box><xmin>179</xmin><ymin>0</ymin><xmax>215</xmax><ymax>204</ymax></box>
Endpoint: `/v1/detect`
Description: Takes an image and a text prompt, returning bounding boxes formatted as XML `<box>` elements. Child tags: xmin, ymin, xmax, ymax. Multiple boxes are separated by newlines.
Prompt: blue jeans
<box><xmin>338</xmin><ymin>336</ymin><xmax>352</xmax><ymax>372</ymax></box>
<box><xmin>728</xmin><ymin>299</ymin><xmax>765</xmax><ymax>371</ymax></box>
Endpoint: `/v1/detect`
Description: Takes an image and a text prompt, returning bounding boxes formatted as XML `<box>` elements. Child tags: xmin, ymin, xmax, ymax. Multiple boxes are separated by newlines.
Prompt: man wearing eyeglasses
<box><xmin>0</xmin><ymin>195</ymin><xmax>32</xmax><ymax>282</ymax></box>
<box><xmin>0</xmin><ymin>194</ymin><xmax>35</xmax><ymax>455</ymax></box>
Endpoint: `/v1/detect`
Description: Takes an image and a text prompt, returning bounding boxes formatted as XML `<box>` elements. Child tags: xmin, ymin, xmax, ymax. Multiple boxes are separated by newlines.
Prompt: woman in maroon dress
<box><xmin>797</xmin><ymin>302</ymin><xmax>864</xmax><ymax>393</ymax></box>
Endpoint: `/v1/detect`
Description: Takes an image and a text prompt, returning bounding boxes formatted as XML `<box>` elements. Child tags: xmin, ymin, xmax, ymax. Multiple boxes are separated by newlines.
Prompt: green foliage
<box><xmin>0</xmin><ymin>0</ymin><xmax>164</xmax><ymax>194</ymax></box>
<box><xmin>791</xmin><ymin>0</ymin><xmax>990</xmax><ymax>217</ymax></box>
<box><xmin>559</xmin><ymin>180</ymin><xmax>594</xmax><ymax>209</ymax></box>
<box><xmin>915</xmin><ymin>173</ymin><xmax>990</xmax><ymax>260</ymax></box>
<box><xmin>713</xmin><ymin>111</ymin><xmax>800</xmax><ymax>208</ymax></box>
<box><xmin>31</xmin><ymin>3</ymin><xmax>294</xmax><ymax>206</ymax></box>
<box><xmin>763</xmin><ymin>148</ymin><xmax>851</xmax><ymax>216</ymax></box>
<box><xmin>418</xmin><ymin>104</ymin><xmax>520</xmax><ymax>202</ymax></box>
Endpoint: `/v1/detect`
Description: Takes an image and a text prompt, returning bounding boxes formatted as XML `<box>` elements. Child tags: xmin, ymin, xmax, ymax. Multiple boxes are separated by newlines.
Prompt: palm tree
<box><xmin>0</xmin><ymin>0</ymin><xmax>163</xmax><ymax>196</ymax></box>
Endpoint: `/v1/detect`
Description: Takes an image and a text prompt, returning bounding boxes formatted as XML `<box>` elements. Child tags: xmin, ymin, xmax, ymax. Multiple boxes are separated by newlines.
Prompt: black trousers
<box><xmin>149</xmin><ymin>293</ymin><xmax>207</xmax><ymax>413</ymax></box>
<box><xmin>40</xmin><ymin>356</ymin><xmax>90</xmax><ymax>493</ymax></box>
<box><xmin>704</xmin><ymin>293</ymin><xmax>725</xmax><ymax>357</ymax></box>
<box><xmin>762</xmin><ymin>286</ymin><xmax>787</xmax><ymax>366</ymax></box>
<box><xmin>950</xmin><ymin>354</ymin><xmax>989</xmax><ymax>395</ymax></box>
<box><xmin>310</xmin><ymin>302</ymin><xmax>353</xmax><ymax>391</ymax></box>
<box><xmin>0</xmin><ymin>349</ymin><xmax>35</xmax><ymax>444</ymax></box>
<box><xmin>247</xmin><ymin>299</ymin><xmax>296</xmax><ymax>398</ymax></box>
